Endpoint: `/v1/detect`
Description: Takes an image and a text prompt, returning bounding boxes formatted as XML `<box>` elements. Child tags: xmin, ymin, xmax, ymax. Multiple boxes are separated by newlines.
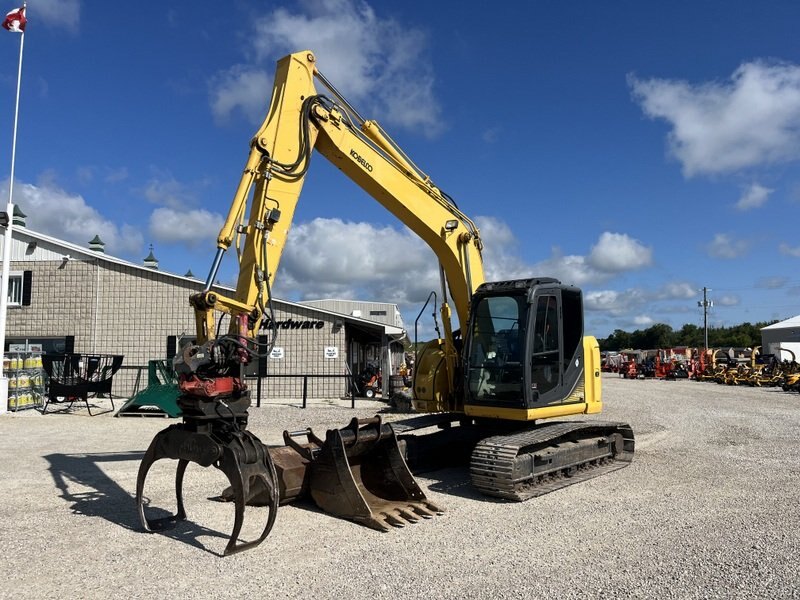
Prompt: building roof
<box><xmin>2</xmin><ymin>225</ymin><xmax>405</xmax><ymax>337</ymax></box>
<box><xmin>761</xmin><ymin>315</ymin><xmax>800</xmax><ymax>330</ymax></box>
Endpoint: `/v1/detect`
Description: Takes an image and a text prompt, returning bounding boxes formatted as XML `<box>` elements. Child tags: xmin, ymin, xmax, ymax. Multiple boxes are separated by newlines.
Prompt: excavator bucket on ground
<box><xmin>283</xmin><ymin>416</ymin><xmax>443</xmax><ymax>531</ymax></box>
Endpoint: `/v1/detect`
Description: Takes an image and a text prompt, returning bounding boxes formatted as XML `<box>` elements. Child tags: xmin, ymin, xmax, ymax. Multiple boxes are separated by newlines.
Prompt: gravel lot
<box><xmin>1</xmin><ymin>376</ymin><xmax>799</xmax><ymax>599</ymax></box>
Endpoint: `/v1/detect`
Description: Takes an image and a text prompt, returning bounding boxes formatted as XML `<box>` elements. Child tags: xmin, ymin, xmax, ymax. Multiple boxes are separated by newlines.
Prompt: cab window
<box><xmin>531</xmin><ymin>295</ymin><xmax>560</xmax><ymax>395</ymax></box>
<box><xmin>467</xmin><ymin>295</ymin><xmax>525</xmax><ymax>402</ymax></box>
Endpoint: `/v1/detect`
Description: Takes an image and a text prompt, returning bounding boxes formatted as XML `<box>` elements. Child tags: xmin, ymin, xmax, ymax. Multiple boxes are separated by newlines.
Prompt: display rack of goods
<box><xmin>5</xmin><ymin>353</ymin><xmax>45</xmax><ymax>412</ymax></box>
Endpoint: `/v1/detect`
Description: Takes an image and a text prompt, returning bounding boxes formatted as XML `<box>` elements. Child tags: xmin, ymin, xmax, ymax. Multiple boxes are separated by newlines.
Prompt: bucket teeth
<box><xmin>410</xmin><ymin>503</ymin><xmax>435</xmax><ymax>518</ymax></box>
<box><xmin>381</xmin><ymin>512</ymin><xmax>407</xmax><ymax>528</ymax></box>
<box><xmin>396</xmin><ymin>507</ymin><xmax>420</xmax><ymax>523</ymax></box>
<box><xmin>423</xmin><ymin>500</ymin><xmax>444</xmax><ymax>515</ymax></box>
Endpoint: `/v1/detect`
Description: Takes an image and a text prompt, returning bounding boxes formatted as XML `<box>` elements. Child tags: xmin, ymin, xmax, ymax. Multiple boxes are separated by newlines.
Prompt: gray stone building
<box><xmin>1</xmin><ymin>219</ymin><xmax>406</xmax><ymax>403</ymax></box>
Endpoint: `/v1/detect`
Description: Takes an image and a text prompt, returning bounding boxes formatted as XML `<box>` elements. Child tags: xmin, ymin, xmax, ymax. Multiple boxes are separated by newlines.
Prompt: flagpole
<box><xmin>0</xmin><ymin>13</ymin><xmax>25</xmax><ymax>414</ymax></box>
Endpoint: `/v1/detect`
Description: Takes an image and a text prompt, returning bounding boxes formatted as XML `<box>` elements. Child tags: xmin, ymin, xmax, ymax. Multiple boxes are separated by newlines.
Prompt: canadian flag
<box><xmin>2</xmin><ymin>5</ymin><xmax>26</xmax><ymax>32</ymax></box>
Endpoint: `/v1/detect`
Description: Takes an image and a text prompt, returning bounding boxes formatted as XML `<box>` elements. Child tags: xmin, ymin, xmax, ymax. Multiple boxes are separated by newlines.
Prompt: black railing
<box><xmin>111</xmin><ymin>367</ymin><xmax>364</xmax><ymax>410</ymax></box>
<box><xmin>249</xmin><ymin>373</ymin><xmax>357</xmax><ymax>408</ymax></box>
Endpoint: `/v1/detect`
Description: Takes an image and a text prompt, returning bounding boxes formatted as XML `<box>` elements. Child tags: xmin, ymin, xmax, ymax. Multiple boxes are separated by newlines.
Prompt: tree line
<box><xmin>598</xmin><ymin>321</ymin><xmax>778</xmax><ymax>352</ymax></box>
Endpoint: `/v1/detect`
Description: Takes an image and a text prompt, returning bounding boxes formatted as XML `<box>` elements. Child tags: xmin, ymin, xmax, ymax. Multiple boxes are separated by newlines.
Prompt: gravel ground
<box><xmin>1</xmin><ymin>376</ymin><xmax>799</xmax><ymax>599</ymax></box>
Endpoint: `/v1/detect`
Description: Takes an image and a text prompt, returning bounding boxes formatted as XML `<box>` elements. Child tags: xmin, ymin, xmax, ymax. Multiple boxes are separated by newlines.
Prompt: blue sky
<box><xmin>1</xmin><ymin>0</ymin><xmax>800</xmax><ymax>339</ymax></box>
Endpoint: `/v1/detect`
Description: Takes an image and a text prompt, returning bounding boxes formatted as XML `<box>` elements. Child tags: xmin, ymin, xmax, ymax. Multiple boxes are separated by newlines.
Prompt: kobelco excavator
<box><xmin>136</xmin><ymin>51</ymin><xmax>634</xmax><ymax>555</ymax></box>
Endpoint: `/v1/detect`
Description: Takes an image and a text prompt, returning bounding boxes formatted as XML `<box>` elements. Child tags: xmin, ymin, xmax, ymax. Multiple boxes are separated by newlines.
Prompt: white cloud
<box><xmin>31</xmin><ymin>0</ymin><xmax>80</xmax><ymax>32</ymax></box>
<box><xmin>143</xmin><ymin>174</ymin><xmax>201</xmax><ymax>210</ymax></box>
<box><xmin>706</xmin><ymin>233</ymin><xmax>750</xmax><ymax>259</ymax></box>
<box><xmin>585</xmin><ymin>283</ymin><xmax>701</xmax><ymax>322</ymax></box>
<box><xmin>584</xmin><ymin>290</ymin><xmax>624</xmax><ymax>312</ymax></box>
<box><xmin>481</xmin><ymin>227</ymin><xmax>654</xmax><ymax>288</ymax></box>
<box><xmin>584</xmin><ymin>288</ymin><xmax>648</xmax><ymax>315</ymax></box>
<box><xmin>105</xmin><ymin>167</ymin><xmax>129</xmax><ymax>184</ymax></box>
<box><xmin>3</xmin><ymin>179</ymin><xmax>143</xmax><ymax>254</ymax></box>
<box><xmin>475</xmin><ymin>216</ymin><xmax>532</xmax><ymax>282</ymax></box>
<box><xmin>209</xmin><ymin>66</ymin><xmax>272</xmax><ymax>124</ymax></box>
<box><xmin>735</xmin><ymin>182</ymin><xmax>772</xmax><ymax>211</ymax></box>
<box><xmin>756</xmin><ymin>276</ymin><xmax>788</xmax><ymax>289</ymax></box>
<box><xmin>140</xmin><ymin>172</ymin><xmax>217</xmax><ymax>248</ymax></box>
<box><xmin>632</xmin><ymin>315</ymin><xmax>654</xmax><ymax>327</ymax></box>
<box><xmin>213</xmin><ymin>0</ymin><xmax>442</xmax><ymax>133</ymax></box>
<box><xmin>252</xmin><ymin>1</ymin><xmax>380</xmax><ymax>97</ymax></box>
<box><xmin>587</xmin><ymin>232</ymin><xmax>652</xmax><ymax>272</ymax></box>
<box><xmin>276</xmin><ymin>217</ymin><xmax>439</xmax><ymax>305</ymax></box>
<box><xmin>530</xmin><ymin>251</ymin><xmax>603</xmax><ymax>288</ymax></box>
<box><xmin>77</xmin><ymin>166</ymin><xmax>129</xmax><ymax>185</ymax></box>
<box><xmin>652</xmin><ymin>304</ymin><xmax>695</xmax><ymax>315</ymax></box>
<box><xmin>657</xmin><ymin>282</ymin><xmax>698</xmax><ymax>300</ymax></box>
<box><xmin>148</xmin><ymin>207</ymin><xmax>224</xmax><ymax>248</ymax></box>
<box><xmin>274</xmin><ymin>216</ymin><xmax>661</xmax><ymax>336</ymax></box>
<box><xmin>630</xmin><ymin>61</ymin><xmax>800</xmax><ymax>176</ymax></box>
<box><xmin>779</xmin><ymin>242</ymin><xmax>800</xmax><ymax>257</ymax></box>
<box><xmin>477</xmin><ymin>218</ymin><xmax>653</xmax><ymax>289</ymax></box>
<box><xmin>716</xmin><ymin>295</ymin><xmax>740</xmax><ymax>306</ymax></box>
<box><xmin>277</xmin><ymin>215</ymin><xmax>637</xmax><ymax>315</ymax></box>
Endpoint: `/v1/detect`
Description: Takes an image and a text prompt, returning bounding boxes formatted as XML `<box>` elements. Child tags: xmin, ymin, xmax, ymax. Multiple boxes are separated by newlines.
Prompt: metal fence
<box><xmin>249</xmin><ymin>373</ymin><xmax>358</xmax><ymax>408</ymax></box>
<box><xmin>117</xmin><ymin>365</ymin><xmax>360</xmax><ymax>409</ymax></box>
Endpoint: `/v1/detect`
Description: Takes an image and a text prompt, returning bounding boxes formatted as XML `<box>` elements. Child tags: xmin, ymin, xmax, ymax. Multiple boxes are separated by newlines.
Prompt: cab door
<box><xmin>525</xmin><ymin>286</ymin><xmax>585</xmax><ymax>409</ymax></box>
<box><xmin>526</xmin><ymin>290</ymin><xmax>563</xmax><ymax>407</ymax></box>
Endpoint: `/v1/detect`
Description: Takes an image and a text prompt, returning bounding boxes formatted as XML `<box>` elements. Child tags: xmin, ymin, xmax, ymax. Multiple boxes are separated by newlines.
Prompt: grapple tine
<box><xmin>219</xmin><ymin>435</ymin><xmax>279</xmax><ymax>556</ymax></box>
<box><xmin>174</xmin><ymin>459</ymin><xmax>189</xmax><ymax>521</ymax></box>
<box><xmin>136</xmin><ymin>426</ymin><xmax>188</xmax><ymax>532</ymax></box>
<box><xmin>219</xmin><ymin>448</ymin><xmax>248</xmax><ymax>556</ymax></box>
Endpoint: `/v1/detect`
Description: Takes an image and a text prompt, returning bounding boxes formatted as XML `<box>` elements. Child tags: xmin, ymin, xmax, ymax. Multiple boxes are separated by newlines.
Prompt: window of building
<box><xmin>8</xmin><ymin>271</ymin><xmax>23</xmax><ymax>306</ymax></box>
<box><xmin>369</xmin><ymin>310</ymin><xmax>387</xmax><ymax>316</ymax></box>
<box><xmin>7</xmin><ymin>271</ymin><xmax>31</xmax><ymax>307</ymax></box>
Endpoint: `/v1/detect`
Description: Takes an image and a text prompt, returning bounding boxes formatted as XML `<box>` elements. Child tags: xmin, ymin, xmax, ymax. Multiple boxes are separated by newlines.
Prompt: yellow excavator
<box><xmin>135</xmin><ymin>51</ymin><xmax>634</xmax><ymax>555</ymax></box>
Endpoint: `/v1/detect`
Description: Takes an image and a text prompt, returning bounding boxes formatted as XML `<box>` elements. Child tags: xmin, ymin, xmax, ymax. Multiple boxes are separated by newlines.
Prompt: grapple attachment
<box><xmin>285</xmin><ymin>416</ymin><xmax>443</xmax><ymax>531</ymax></box>
<box><xmin>135</xmin><ymin>397</ymin><xmax>279</xmax><ymax>556</ymax></box>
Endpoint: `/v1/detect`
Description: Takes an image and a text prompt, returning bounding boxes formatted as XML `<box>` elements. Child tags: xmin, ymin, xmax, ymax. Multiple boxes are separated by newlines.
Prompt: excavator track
<box><xmin>470</xmin><ymin>421</ymin><xmax>634</xmax><ymax>501</ymax></box>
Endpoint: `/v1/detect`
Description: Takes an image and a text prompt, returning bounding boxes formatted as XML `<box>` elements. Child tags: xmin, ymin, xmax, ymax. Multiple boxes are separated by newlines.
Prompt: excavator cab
<box><xmin>464</xmin><ymin>278</ymin><xmax>584</xmax><ymax>413</ymax></box>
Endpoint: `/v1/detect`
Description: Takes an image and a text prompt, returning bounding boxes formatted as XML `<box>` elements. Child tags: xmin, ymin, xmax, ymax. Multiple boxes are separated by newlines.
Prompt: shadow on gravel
<box><xmin>420</xmin><ymin>466</ymin><xmax>506</xmax><ymax>503</ymax></box>
<box><xmin>264</xmin><ymin>466</ymin><xmax>503</xmax><ymax>529</ymax></box>
<box><xmin>45</xmin><ymin>451</ymin><xmax>230</xmax><ymax>556</ymax></box>
<box><xmin>278</xmin><ymin>468</ymin><xmax>503</xmax><ymax>533</ymax></box>
<box><xmin>45</xmin><ymin>451</ymin><xmax>143</xmax><ymax>531</ymax></box>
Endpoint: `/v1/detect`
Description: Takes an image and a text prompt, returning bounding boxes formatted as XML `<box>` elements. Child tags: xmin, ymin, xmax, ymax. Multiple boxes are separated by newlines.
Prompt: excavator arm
<box><xmin>181</xmin><ymin>51</ymin><xmax>484</xmax><ymax>405</ymax></box>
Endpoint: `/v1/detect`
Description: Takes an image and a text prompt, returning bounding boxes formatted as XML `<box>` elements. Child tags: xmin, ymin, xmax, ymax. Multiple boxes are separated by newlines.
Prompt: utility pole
<box><xmin>698</xmin><ymin>287</ymin><xmax>713</xmax><ymax>349</ymax></box>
